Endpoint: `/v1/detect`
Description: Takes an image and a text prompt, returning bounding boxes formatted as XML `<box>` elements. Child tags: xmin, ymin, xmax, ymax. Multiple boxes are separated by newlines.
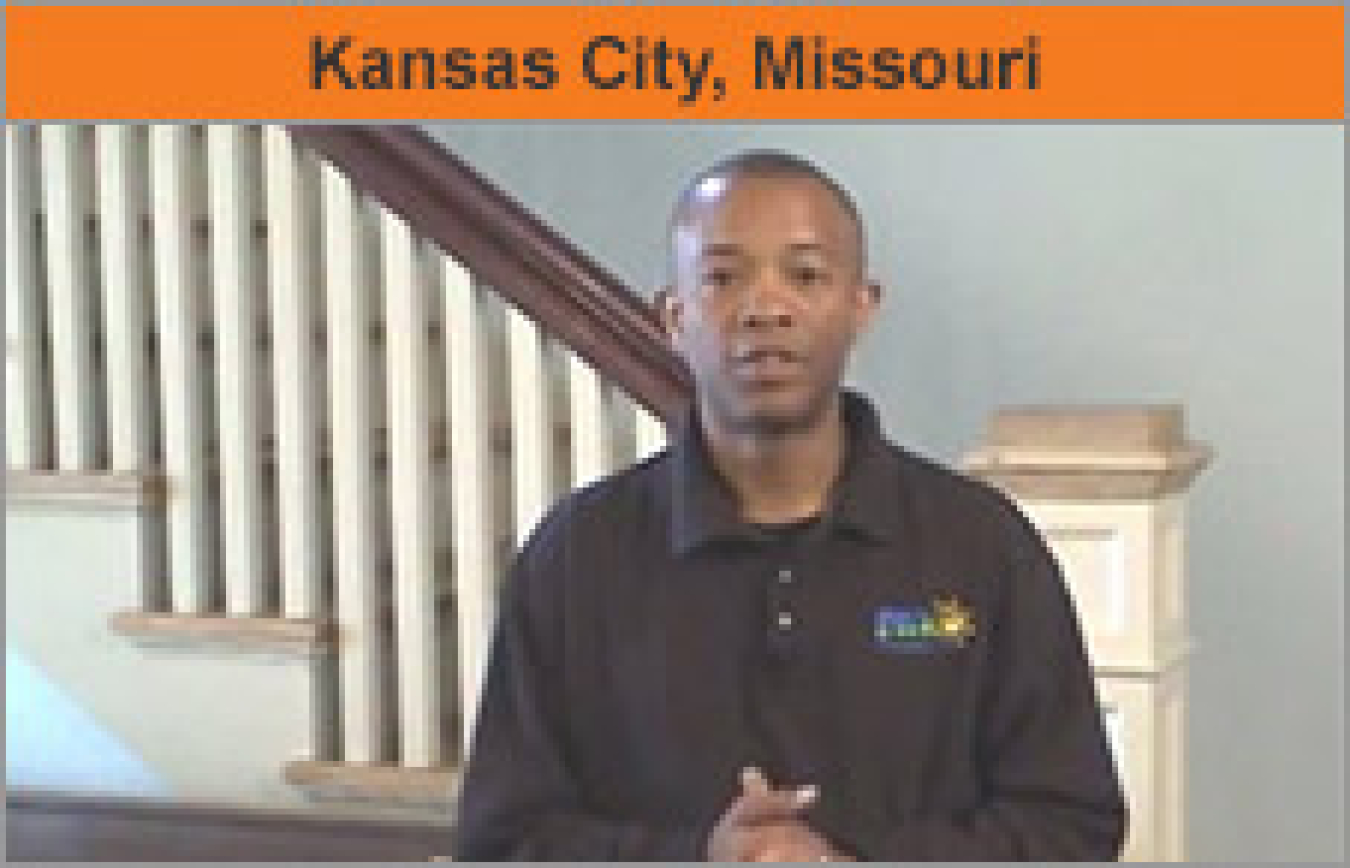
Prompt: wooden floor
<box><xmin>7</xmin><ymin>790</ymin><xmax>451</xmax><ymax>862</ymax></box>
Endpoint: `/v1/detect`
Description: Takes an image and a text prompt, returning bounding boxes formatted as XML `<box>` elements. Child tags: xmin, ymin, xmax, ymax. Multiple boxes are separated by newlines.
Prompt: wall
<box><xmin>6</xmin><ymin>505</ymin><xmax>325</xmax><ymax>809</ymax></box>
<box><xmin>424</xmin><ymin>122</ymin><xmax>1345</xmax><ymax>862</ymax></box>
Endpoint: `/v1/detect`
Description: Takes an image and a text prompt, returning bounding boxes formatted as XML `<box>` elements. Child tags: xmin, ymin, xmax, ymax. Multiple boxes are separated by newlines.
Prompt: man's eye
<box><xmin>703</xmin><ymin>270</ymin><xmax>736</xmax><ymax>287</ymax></box>
<box><xmin>791</xmin><ymin>267</ymin><xmax>826</xmax><ymax>286</ymax></box>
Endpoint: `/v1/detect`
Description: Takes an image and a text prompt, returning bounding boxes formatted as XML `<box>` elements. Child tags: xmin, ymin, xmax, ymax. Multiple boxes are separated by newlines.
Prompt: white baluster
<box><xmin>382</xmin><ymin>209</ymin><xmax>440</xmax><ymax>767</ymax></box>
<box><xmin>567</xmin><ymin>351</ymin><xmax>613</xmax><ymax>489</ymax></box>
<box><xmin>39</xmin><ymin>125</ymin><xmax>100</xmax><ymax>470</ymax></box>
<box><xmin>150</xmin><ymin>125</ymin><xmax>214</xmax><ymax>613</ymax></box>
<box><xmin>96</xmin><ymin>126</ymin><xmax>153</xmax><ymax>472</ymax></box>
<box><xmin>634</xmin><ymin>403</ymin><xmax>668</xmax><ymax>461</ymax></box>
<box><xmin>208</xmin><ymin>125</ymin><xmax>268</xmax><ymax>615</ymax></box>
<box><xmin>507</xmin><ymin>308</ymin><xmax>555</xmax><ymax>547</ymax></box>
<box><xmin>323</xmin><ymin>163</ymin><xmax>385</xmax><ymax>763</ymax></box>
<box><xmin>263</xmin><ymin>126</ymin><xmax>325</xmax><ymax>620</ymax></box>
<box><xmin>441</xmin><ymin>256</ymin><xmax>498</xmax><ymax>755</ymax></box>
<box><xmin>5</xmin><ymin>125</ymin><xmax>48</xmax><ymax>469</ymax></box>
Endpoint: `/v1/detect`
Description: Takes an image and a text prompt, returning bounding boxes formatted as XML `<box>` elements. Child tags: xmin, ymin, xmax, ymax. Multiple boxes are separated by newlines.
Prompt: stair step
<box><xmin>284</xmin><ymin>760</ymin><xmax>460</xmax><ymax>808</ymax></box>
<box><xmin>109</xmin><ymin>611</ymin><xmax>332</xmax><ymax>656</ymax></box>
<box><xmin>7</xmin><ymin>787</ymin><xmax>451</xmax><ymax>861</ymax></box>
<box><xmin>5</xmin><ymin>471</ymin><xmax>166</xmax><ymax>508</ymax></box>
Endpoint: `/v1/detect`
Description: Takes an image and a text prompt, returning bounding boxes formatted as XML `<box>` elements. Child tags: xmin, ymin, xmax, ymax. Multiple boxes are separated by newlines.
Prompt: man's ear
<box><xmin>656</xmin><ymin>286</ymin><xmax>682</xmax><ymax>344</ymax></box>
<box><xmin>854</xmin><ymin>280</ymin><xmax>882</xmax><ymax>331</ymax></box>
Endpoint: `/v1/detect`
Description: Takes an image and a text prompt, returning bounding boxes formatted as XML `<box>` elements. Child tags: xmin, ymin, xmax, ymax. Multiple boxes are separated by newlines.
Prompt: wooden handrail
<box><xmin>285</xmin><ymin>125</ymin><xmax>693</xmax><ymax>423</ymax></box>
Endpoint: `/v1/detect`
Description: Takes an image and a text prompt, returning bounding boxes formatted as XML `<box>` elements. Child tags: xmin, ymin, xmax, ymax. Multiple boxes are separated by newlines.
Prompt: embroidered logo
<box><xmin>874</xmin><ymin>596</ymin><xmax>976</xmax><ymax>653</ymax></box>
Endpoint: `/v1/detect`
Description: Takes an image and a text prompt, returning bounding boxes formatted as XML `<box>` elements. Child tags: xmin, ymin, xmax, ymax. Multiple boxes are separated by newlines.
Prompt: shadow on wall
<box><xmin>6</xmin><ymin>647</ymin><xmax>169</xmax><ymax>797</ymax></box>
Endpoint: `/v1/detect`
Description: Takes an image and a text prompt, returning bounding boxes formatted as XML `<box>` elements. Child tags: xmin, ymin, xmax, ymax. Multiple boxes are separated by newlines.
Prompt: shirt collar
<box><xmin>667</xmin><ymin>389</ymin><xmax>903</xmax><ymax>556</ymax></box>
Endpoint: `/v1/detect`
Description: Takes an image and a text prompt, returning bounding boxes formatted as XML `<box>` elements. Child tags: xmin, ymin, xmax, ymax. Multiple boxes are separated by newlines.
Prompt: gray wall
<box><xmin>424</xmin><ymin>123</ymin><xmax>1344</xmax><ymax>862</ymax></box>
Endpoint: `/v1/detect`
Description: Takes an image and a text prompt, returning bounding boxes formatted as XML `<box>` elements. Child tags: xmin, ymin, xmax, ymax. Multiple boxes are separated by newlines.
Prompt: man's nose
<box><xmin>738</xmin><ymin>276</ymin><xmax>795</xmax><ymax>329</ymax></box>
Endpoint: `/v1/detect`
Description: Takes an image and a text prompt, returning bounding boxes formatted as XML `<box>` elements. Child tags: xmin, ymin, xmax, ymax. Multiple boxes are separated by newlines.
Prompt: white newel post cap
<box><xmin>961</xmin><ymin>404</ymin><xmax>1211</xmax><ymax>501</ymax></box>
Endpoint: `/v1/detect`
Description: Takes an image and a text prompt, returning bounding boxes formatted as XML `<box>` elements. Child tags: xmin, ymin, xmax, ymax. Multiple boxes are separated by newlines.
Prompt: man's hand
<box><xmin>706</xmin><ymin>768</ymin><xmax>849</xmax><ymax>862</ymax></box>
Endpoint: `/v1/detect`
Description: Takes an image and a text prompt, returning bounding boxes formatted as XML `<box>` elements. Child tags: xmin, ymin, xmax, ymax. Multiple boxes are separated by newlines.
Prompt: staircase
<box><xmin>7</xmin><ymin>124</ymin><xmax>1209</xmax><ymax>860</ymax></box>
<box><xmin>6</xmin><ymin>124</ymin><xmax>686</xmax><ymax>812</ymax></box>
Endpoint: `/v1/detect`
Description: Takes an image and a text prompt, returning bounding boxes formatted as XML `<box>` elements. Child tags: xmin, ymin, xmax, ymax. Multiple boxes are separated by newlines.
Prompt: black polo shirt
<box><xmin>454</xmin><ymin>391</ymin><xmax>1127</xmax><ymax>861</ymax></box>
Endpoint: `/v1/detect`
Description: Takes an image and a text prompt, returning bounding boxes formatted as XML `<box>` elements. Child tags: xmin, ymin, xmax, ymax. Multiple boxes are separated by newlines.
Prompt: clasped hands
<box><xmin>706</xmin><ymin>767</ymin><xmax>852</xmax><ymax>862</ymax></box>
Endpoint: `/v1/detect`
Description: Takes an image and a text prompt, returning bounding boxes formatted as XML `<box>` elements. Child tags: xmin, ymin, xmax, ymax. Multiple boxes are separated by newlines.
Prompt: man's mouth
<box><xmin>732</xmin><ymin>347</ymin><xmax>804</xmax><ymax>381</ymax></box>
<box><xmin>734</xmin><ymin>344</ymin><xmax>803</xmax><ymax>362</ymax></box>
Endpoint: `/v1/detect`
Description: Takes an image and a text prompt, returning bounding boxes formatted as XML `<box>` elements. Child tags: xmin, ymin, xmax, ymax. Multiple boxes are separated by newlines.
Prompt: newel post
<box><xmin>964</xmin><ymin>405</ymin><xmax>1211</xmax><ymax>862</ymax></box>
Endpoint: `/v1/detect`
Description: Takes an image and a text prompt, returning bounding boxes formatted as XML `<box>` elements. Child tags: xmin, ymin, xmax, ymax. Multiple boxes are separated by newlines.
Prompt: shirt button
<box><xmin>777</xmin><ymin>568</ymin><xmax>794</xmax><ymax>584</ymax></box>
<box><xmin>776</xmin><ymin>611</ymin><xmax>795</xmax><ymax>631</ymax></box>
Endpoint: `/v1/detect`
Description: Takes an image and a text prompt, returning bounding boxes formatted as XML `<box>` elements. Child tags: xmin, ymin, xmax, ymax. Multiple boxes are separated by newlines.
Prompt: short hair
<box><xmin>667</xmin><ymin>149</ymin><xmax>867</xmax><ymax>278</ymax></box>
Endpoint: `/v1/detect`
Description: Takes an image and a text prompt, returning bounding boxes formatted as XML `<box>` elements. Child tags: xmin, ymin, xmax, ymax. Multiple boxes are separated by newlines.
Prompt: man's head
<box><xmin>661</xmin><ymin>151</ymin><xmax>880</xmax><ymax>436</ymax></box>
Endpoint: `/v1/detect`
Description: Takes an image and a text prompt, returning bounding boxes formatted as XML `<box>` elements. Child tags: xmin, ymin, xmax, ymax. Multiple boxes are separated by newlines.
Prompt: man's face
<box><xmin>662</xmin><ymin>173</ymin><xmax>879</xmax><ymax>433</ymax></box>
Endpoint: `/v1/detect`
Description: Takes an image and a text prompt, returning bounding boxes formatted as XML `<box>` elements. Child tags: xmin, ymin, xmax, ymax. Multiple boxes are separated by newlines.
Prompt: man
<box><xmin>453</xmin><ymin>151</ymin><xmax>1127</xmax><ymax>860</ymax></box>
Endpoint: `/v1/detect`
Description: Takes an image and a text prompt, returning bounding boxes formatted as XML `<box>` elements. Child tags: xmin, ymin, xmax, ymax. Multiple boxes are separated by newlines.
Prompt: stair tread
<box><xmin>5</xmin><ymin>470</ymin><xmax>166</xmax><ymax>506</ymax></box>
<box><xmin>109</xmin><ymin>610</ymin><xmax>332</xmax><ymax>654</ymax></box>
<box><xmin>284</xmin><ymin>759</ymin><xmax>460</xmax><ymax>807</ymax></box>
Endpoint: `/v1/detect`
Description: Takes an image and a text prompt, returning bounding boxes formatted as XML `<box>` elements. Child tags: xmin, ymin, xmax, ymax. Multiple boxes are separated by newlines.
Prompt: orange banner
<box><xmin>7</xmin><ymin>5</ymin><xmax>1344</xmax><ymax>120</ymax></box>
